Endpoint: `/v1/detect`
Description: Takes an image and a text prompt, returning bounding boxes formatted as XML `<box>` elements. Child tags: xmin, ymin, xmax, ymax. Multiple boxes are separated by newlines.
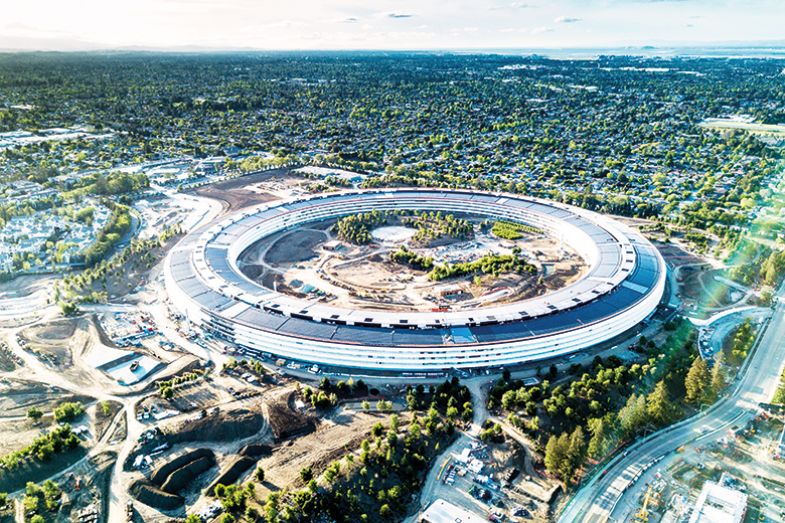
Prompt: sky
<box><xmin>1</xmin><ymin>0</ymin><xmax>784</xmax><ymax>52</ymax></box>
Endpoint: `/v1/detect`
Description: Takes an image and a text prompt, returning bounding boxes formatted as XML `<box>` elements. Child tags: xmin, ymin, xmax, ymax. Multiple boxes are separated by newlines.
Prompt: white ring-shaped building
<box><xmin>165</xmin><ymin>188</ymin><xmax>666</xmax><ymax>372</ymax></box>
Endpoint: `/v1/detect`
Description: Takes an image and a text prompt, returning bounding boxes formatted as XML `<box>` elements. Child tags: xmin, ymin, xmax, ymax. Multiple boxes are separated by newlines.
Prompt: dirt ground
<box><xmin>680</xmin><ymin>268</ymin><xmax>742</xmax><ymax>310</ymax></box>
<box><xmin>190</xmin><ymin>168</ymin><xmax>291</xmax><ymax>212</ymax></box>
<box><xmin>265</xmin><ymin>229</ymin><xmax>328</xmax><ymax>264</ymax></box>
<box><xmin>239</xmin><ymin>217</ymin><xmax>586</xmax><ymax>313</ymax></box>
<box><xmin>59</xmin><ymin>451</ymin><xmax>118</xmax><ymax>523</ymax></box>
<box><xmin>255</xmin><ymin>406</ymin><xmax>402</xmax><ymax>497</ymax></box>
<box><xmin>20</xmin><ymin>317</ymin><xmax>83</xmax><ymax>369</ymax></box>
<box><xmin>0</xmin><ymin>417</ymin><xmax>49</xmax><ymax>456</ymax></box>
<box><xmin>138</xmin><ymin>381</ymin><xmax>224</xmax><ymax>414</ymax></box>
<box><xmin>485</xmin><ymin>438</ymin><xmax>560</xmax><ymax>521</ymax></box>
<box><xmin>0</xmin><ymin>377</ymin><xmax>93</xmax><ymax>419</ymax></box>
<box><xmin>0</xmin><ymin>273</ymin><xmax>55</xmax><ymax>298</ymax></box>
<box><xmin>93</xmin><ymin>400</ymin><xmax>123</xmax><ymax>441</ymax></box>
<box><xmin>19</xmin><ymin>317</ymin><xmax>125</xmax><ymax>392</ymax></box>
<box><xmin>656</xmin><ymin>242</ymin><xmax>706</xmax><ymax>268</ymax></box>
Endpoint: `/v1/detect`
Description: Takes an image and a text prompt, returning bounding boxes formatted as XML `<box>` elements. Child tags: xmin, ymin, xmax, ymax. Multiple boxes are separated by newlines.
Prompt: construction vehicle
<box><xmin>634</xmin><ymin>485</ymin><xmax>655</xmax><ymax>523</ymax></box>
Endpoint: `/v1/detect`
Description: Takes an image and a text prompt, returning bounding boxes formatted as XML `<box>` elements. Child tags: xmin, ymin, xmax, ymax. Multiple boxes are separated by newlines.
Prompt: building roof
<box><xmin>419</xmin><ymin>499</ymin><xmax>485</xmax><ymax>523</ymax></box>
<box><xmin>168</xmin><ymin>188</ymin><xmax>665</xmax><ymax>347</ymax></box>
<box><xmin>688</xmin><ymin>481</ymin><xmax>747</xmax><ymax>523</ymax></box>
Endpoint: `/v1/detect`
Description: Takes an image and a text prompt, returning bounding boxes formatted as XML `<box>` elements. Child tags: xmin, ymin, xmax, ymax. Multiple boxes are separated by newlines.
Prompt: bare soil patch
<box><xmin>93</xmin><ymin>400</ymin><xmax>123</xmax><ymax>441</ymax></box>
<box><xmin>60</xmin><ymin>451</ymin><xmax>117</xmax><ymax>523</ymax></box>
<box><xmin>263</xmin><ymin>389</ymin><xmax>317</xmax><ymax>441</ymax></box>
<box><xmin>264</xmin><ymin>230</ymin><xmax>328</xmax><ymax>265</ymax></box>
<box><xmin>190</xmin><ymin>168</ymin><xmax>291</xmax><ymax>212</ymax></box>
<box><xmin>256</xmin><ymin>408</ymin><xmax>400</xmax><ymax>496</ymax></box>
<box><xmin>0</xmin><ymin>377</ymin><xmax>93</xmax><ymax>419</ymax></box>
<box><xmin>239</xmin><ymin>215</ymin><xmax>587</xmax><ymax>313</ymax></box>
<box><xmin>164</xmin><ymin>404</ymin><xmax>266</xmax><ymax>445</ymax></box>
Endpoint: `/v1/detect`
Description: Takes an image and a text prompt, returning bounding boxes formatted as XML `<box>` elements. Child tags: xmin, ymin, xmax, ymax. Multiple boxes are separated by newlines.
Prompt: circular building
<box><xmin>165</xmin><ymin>188</ymin><xmax>665</xmax><ymax>373</ymax></box>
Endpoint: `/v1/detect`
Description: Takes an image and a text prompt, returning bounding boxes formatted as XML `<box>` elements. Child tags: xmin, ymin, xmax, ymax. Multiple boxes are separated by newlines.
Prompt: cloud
<box><xmin>489</xmin><ymin>2</ymin><xmax>537</xmax><ymax>10</ymax></box>
<box><xmin>387</xmin><ymin>12</ymin><xmax>414</xmax><ymax>19</ymax></box>
<box><xmin>342</xmin><ymin>17</ymin><xmax>359</xmax><ymax>23</ymax></box>
<box><xmin>554</xmin><ymin>16</ymin><xmax>582</xmax><ymax>23</ymax></box>
<box><xmin>532</xmin><ymin>26</ymin><xmax>554</xmax><ymax>34</ymax></box>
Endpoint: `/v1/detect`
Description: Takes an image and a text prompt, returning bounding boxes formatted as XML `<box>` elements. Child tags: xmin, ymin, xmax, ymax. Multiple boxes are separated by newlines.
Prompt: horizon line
<box><xmin>3</xmin><ymin>41</ymin><xmax>785</xmax><ymax>55</ymax></box>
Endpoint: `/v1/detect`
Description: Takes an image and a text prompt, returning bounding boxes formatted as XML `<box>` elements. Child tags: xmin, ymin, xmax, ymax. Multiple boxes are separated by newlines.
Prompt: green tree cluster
<box><xmin>52</xmin><ymin>401</ymin><xmax>84</xmax><ymax>422</ymax></box>
<box><xmin>428</xmin><ymin>253</ymin><xmax>535</xmax><ymax>281</ymax></box>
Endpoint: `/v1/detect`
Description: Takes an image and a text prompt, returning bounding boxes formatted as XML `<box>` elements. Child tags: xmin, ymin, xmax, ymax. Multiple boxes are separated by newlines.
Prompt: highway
<box><xmin>559</xmin><ymin>284</ymin><xmax>785</xmax><ymax>523</ymax></box>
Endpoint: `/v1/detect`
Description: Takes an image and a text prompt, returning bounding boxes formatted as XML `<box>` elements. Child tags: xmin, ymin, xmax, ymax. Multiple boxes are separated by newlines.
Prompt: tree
<box><xmin>710</xmin><ymin>352</ymin><xmax>726</xmax><ymax>398</ymax></box>
<box><xmin>544</xmin><ymin>433</ymin><xmax>569</xmax><ymax>478</ymax></box>
<box><xmin>685</xmin><ymin>356</ymin><xmax>710</xmax><ymax>405</ymax></box>
<box><xmin>617</xmin><ymin>393</ymin><xmax>647</xmax><ymax>437</ymax></box>
<box><xmin>646</xmin><ymin>380</ymin><xmax>673</xmax><ymax>426</ymax></box>
<box><xmin>300</xmin><ymin>465</ymin><xmax>313</xmax><ymax>483</ymax></box>
<box><xmin>27</xmin><ymin>407</ymin><xmax>44</xmax><ymax>423</ymax></box>
<box><xmin>59</xmin><ymin>301</ymin><xmax>78</xmax><ymax>315</ymax></box>
<box><xmin>52</xmin><ymin>401</ymin><xmax>84</xmax><ymax>422</ymax></box>
<box><xmin>566</xmin><ymin>426</ymin><xmax>586</xmax><ymax>476</ymax></box>
<box><xmin>587</xmin><ymin>416</ymin><xmax>617</xmax><ymax>459</ymax></box>
<box><xmin>255</xmin><ymin>467</ymin><xmax>265</xmax><ymax>482</ymax></box>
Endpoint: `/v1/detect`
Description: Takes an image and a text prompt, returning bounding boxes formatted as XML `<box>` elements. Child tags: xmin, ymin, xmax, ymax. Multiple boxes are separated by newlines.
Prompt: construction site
<box><xmin>238</xmin><ymin>214</ymin><xmax>586</xmax><ymax>313</ymax></box>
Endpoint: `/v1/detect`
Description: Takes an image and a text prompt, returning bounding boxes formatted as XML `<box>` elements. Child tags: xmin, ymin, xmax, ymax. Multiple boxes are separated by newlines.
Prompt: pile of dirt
<box><xmin>130</xmin><ymin>480</ymin><xmax>183</xmax><ymax>510</ymax></box>
<box><xmin>206</xmin><ymin>456</ymin><xmax>257</xmax><ymax>495</ymax></box>
<box><xmin>132</xmin><ymin>448</ymin><xmax>217</xmax><ymax>509</ymax></box>
<box><xmin>263</xmin><ymin>392</ymin><xmax>316</xmax><ymax>441</ymax></box>
<box><xmin>150</xmin><ymin>448</ymin><xmax>214</xmax><ymax>485</ymax></box>
<box><xmin>161</xmin><ymin>455</ymin><xmax>215</xmax><ymax>494</ymax></box>
<box><xmin>164</xmin><ymin>407</ymin><xmax>264</xmax><ymax>444</ymax></box>
<box><xmin>239</xmin><ymin>444</ymin><xmax>273</xmax><ymax>458</ymax></box>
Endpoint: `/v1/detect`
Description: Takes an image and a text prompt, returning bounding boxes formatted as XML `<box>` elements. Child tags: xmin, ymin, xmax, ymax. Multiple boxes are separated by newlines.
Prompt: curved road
<box><xmin>559</xmin><ymin>284</ymin><xmax>785</xmax><ymax>523</ymax></box>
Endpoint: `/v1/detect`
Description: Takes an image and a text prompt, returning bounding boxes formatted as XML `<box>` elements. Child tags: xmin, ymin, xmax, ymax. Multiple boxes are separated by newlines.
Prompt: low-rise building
<box><xmin>418</xmin><ymin>499</ymin><xmax>484</xmax><ymax>523</ymax></box>
<box><xmin>688</xmin><ymin>481</ymin><xmax>747</xmax><ymax>523</ymax></box>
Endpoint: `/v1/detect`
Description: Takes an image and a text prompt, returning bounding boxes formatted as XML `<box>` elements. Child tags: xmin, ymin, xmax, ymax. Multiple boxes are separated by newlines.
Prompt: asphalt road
<box><xmin>558</xmin><ymin>288</ymin><xmax>785</xmax><ymax>523</ymax></box>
